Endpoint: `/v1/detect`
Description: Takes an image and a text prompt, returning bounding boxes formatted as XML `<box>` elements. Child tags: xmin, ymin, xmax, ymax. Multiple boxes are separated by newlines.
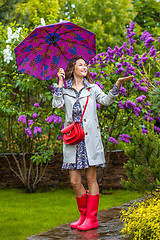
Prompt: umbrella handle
<box><xmin>63</xmin><ymin>76</ymin><xmax>67</xmax><ymax>89</ymax></box>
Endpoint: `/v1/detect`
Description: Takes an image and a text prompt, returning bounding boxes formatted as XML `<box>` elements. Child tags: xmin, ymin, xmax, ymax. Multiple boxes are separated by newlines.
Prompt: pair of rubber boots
<box><xmin>70</xmin><ymin>191</ymin><xmax>99</xmax><ymax>231</ymax></box>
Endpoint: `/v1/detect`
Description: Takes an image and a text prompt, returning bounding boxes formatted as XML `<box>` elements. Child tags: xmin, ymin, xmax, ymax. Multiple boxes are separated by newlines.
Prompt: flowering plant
<box><xmin>89</xmin><ymin>21</ymin><xmax>160</xmax><ymax>162</ymax></box>
<box><xmin>0</xmin><ymin>22</ymin><xmax>64</xmax><ymax>192</ymax></box>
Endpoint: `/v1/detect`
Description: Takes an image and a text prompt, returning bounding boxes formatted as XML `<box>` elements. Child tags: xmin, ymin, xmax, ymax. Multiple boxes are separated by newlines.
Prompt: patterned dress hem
<box><xmin>61</xmin><ymin>163</ymin><xmax>106</xmax><ymax>170</ymax></box>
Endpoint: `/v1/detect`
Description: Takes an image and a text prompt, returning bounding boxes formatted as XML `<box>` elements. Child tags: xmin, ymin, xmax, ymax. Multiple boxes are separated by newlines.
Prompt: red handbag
<box><xmin>61</xmin><ymin>89</ymin><xmax>90</xmax><ymax>145</ymax></box>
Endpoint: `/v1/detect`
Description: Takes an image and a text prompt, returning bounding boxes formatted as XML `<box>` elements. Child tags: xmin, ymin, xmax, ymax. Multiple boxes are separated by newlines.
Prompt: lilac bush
<box><xmin>0</xmin><ymin>22</ymin><xmax>64</xmax><ymax>192</ymax></box>
<box><xmin>89</xmin><ymin>20</ymin><xmax>160</xmax><ymax>165</ymax></box>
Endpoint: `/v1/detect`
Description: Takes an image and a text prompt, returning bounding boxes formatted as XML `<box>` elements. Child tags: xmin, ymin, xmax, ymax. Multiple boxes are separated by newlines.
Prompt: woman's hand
<box><xmin>57</xmin><ymin>68</ymin><xmax>65</xmax><ymax>88</ymax></box>
<box><xmin>115</xmin><ymin>75</ymin><xmax>134</xmax><ymax>88</ymax></box>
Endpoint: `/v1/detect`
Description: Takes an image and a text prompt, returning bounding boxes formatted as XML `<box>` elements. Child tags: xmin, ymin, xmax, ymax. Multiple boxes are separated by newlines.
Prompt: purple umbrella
<box><xmin>14</xmin><ymin>21</ymin><xmax>96</xmax><ymax>83</ymax></box>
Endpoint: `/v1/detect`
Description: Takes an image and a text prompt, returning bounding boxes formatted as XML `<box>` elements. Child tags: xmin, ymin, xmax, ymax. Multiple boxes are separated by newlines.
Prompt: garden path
<box><xmin>27</xmin><ymin>198</ymin><xmax>143</xmax><ymax>240</ymax></box>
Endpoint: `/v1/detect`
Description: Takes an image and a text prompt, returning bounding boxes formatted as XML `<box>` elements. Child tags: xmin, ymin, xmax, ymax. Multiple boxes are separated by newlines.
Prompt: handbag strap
<box><xmin>79</xmin><ymin>88</ymin><xmax>90</xmax><ymax>124</ymax></box>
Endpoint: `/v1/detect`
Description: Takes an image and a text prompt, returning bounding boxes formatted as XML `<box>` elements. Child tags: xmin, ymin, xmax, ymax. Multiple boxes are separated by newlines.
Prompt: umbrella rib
<box><xmin>59</xmin><ymin>38</ymin><xmax>94</xmax><ymax>52</ymax></box>
<box><xmin>26</xmin><ymin>27</ymin><xmax>62</xmax><ymax>44</ymax></box>
<box><xmin>58</xmin><ymin>29</ymin><xmax>91</xmax><ymax>36</ymax></box>
<box><xmin>54</xmin><ymin>42</ymin><xmax>68</xmax><ymax>62</ymax></box>
<box><xmin>43</xmin><ymin>26</ymin><xmax>62</xmax><ymax>45</ymax></box>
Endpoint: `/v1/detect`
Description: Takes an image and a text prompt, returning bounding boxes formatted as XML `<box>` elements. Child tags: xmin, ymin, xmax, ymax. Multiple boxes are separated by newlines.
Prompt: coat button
<box><xmin>83</xmin><ymin>105</ymin><xmax>85</xmax><ymax>108</ymax></box>
<box><xmin>86</xmin><ymin>132</ymin><xmax>88</xmax><ymax>135</ymax></box>
<box><xmin>84</xmin><ymin>119</ymin><xmax>86</xmax><ymax>122</ymax></box>
<box><xmin>97</xmin><ymin>126</ymin><xmax>99</xmax><ymax>129</ymax></box>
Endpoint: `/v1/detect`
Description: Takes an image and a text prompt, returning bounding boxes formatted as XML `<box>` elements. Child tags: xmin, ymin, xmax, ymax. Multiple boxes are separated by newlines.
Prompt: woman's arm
<box><xmin>95</xmin><ymin>75</ymin><xmax>134</xmax><ymax>106</ymax></box>
<box><xmin>115</xmin><ymin>75</ymin><xmax>134</xmax><ymax>88</ymax></box>
<box><xmin>52</xmin><ymin>68</ymin><xmax>65</xmax><ymax>108</ymax></box>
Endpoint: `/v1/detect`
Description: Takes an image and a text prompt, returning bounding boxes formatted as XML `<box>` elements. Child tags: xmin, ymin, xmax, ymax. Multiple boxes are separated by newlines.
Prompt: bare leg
<box><xmin>69</xmin><ymin>169</ymin><xmax>86</xmax><ymax>197</ymax></box>
<box><xmin>86</xmin><ymin>166</ymin><xmax>99</xmax><ymax>195</ymax></box>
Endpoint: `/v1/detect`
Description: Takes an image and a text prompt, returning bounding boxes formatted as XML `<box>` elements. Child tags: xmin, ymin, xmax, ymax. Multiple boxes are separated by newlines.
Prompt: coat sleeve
<box><xmin>94</xmin><ymin>84</ymin><xmax>118</xmax><ymax>106</ymax></box>
<box><xmin>52</xmin><ymin>87</ymin><xmax>64</xmax><ymax>108</ymax></box>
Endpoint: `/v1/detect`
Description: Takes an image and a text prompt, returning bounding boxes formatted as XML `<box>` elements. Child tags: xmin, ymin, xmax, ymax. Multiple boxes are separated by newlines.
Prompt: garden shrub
<box><xmin>121</xmin><ymin>121</ymin><xmax>160</xmax><ymax>192</ymax></box>
<box><xmin>120</xmin><ymin>193</ymin><xmax>160</xmax><ymax>240</ymax></box>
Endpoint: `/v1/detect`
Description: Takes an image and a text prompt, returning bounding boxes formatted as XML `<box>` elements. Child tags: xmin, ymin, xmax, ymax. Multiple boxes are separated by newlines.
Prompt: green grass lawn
<box><xmin>0</xmin><ymin>187</ymin><xmax>143</xmax><ymax>240</ymax></box>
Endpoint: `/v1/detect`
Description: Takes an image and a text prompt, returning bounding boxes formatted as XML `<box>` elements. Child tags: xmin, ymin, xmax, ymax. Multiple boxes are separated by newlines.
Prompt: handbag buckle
<box><xmin>66</xmin><ymin>131</ymin><xmax>72</xmax><ymax>136</ymax></box>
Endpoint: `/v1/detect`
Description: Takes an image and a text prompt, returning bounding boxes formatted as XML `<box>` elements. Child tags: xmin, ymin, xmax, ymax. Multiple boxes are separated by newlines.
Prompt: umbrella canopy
<box><xmin>14</xmin><ymin>21</ymin><xmax>96</xmax><ymax>81</ymax></box>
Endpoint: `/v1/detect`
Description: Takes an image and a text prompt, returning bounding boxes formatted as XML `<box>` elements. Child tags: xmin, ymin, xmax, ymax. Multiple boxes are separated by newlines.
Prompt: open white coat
<box><xmin>52</xmin><ymin>83</ymin><xmax>117</xmax><ymax>165</ymax></box>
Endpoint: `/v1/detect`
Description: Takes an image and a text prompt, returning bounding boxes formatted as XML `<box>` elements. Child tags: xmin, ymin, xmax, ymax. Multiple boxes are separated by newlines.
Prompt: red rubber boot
<box><xmin>77</xmin><ymin>193</ymin><xmax>99</xmax><ymax>231</ymax></box>
<box><xmin>70</xmin><ymin>192</ymin><xmax>88</xmax><ymax>229</ymax></box>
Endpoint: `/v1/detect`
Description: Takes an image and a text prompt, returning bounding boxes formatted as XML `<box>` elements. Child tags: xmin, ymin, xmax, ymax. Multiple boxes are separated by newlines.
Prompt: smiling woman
<box><xmin>52</xmin><ymin>56</ymin><xmax>133</xmax><ymax>231</ymax></box>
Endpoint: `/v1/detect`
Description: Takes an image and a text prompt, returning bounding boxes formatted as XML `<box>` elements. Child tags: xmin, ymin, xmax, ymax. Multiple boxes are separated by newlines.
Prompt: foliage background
<box><xmin>0</xmin><ymin>0</ymin><xmax>160</xmax><ymax>193</ymax></box>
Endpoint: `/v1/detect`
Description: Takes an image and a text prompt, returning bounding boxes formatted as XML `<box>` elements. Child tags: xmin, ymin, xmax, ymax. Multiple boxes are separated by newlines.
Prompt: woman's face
<box><xmin>73</xmin><ymin>59</ymin><xmax>88</xmax><ymax>78</ymax></box>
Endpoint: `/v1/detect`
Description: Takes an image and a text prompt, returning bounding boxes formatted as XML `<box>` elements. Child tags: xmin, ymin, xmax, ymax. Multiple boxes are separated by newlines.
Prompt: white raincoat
<box><xmin>52</xmin><ymin>81</ymin><xmax>118</xmax><ymax>165</ymax></box>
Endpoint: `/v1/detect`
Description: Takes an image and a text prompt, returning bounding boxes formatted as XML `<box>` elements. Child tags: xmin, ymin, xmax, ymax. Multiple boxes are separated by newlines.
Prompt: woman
<box><xmin>52</xmin><ymin>56</ymin><xmax>133</xmax><ymax>231</ymax></box>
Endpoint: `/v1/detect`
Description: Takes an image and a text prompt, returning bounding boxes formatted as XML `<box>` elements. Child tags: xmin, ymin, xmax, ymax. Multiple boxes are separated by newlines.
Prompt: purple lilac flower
<box><xmin>47</xmin><ymin>85</ymin><xmax>55</xmax><ymax>90</ymax></box>
<box><xmin>158</xmin><ymin>37</ymin><xmax>160</xmax><ymax>42</ymax></box>
<box><xmin>133</xmin><ymin>105</ymin><xmax>142</xmax><ymax>116</ymax></box>
<box><xmin>95</xmin><ymin>81</ymin><xmax>103</xmax><ymax>89</ymax></box>
<box><xmin>105</xmin><ymin>47</ymin><xmax>115</xmax><ymax>62</ymax></box>
<box><xmin>108</xmin><ymin>137</ymin><xmax>118</xmax><ymax>144</ymax></box>
<box><xmin>144</xmin><ymin>102</ymin><xmax>151</xmax><ymax>106</ymax></box>
<box><xmin>104</xmin><ymin>73</ymin><xmax>109</xmax><ymax>79</ymax></box>
<box><xmin>33</xmin><ymin>126</ymin><xmax>42</xmax><ymax>134</ymax></box>
<box><xmin>118</xmin><ymin>100</ymin><xmax>125</xmax><ymax>109</ymax></box>
<box><xmin>90</xmin><ymin>72</ymin><xmax>97</xmax><ymax>81</ymax></box>
<box><xmin>51</xmin><ymin>89</ymin><xmax>56</xmax><ymax>94</ymax></box>
<box><xmin>119</xmin><ymin>134</ymin><xmax>131</xmax><ymax>143</ymax></box>
<box><xmin>25</xmin><ymin>128</ymin><xmax>33</xmax><ymax>138</ymax></box>
<box><xmin>156</xmin><ymin>81</ymin><xmax>160</xmax><ymax>85</ymax></box>
<box><xmin>138</xmin><ymin>86</ymin><xmax>148</xmax><ymax>92</ymax></box>
<box><xmin>139</xmin><ymin>79</ymin><xmax>148</xmax><ymax>85</ymax></box>
<box><xmin>155</xmin><ymin>72</ymin><xmax>160</xmax><ymax>78</ymax></box>
<box><xmin>34</xmin><ymin>102</ymin><xmax>40</xmax><ymax>108</ymax></box>
<box><xmin>123</xmin><ymin>63</ymin><xmax>136</xmax><ymax>77</ymax></box>
<box><xmin>126</xmin><ymin>46</ymin><xmax>133</xmax><ymax>56</ymax></box>
<box><xmin>140</xmin><ymin>31</ymin><xmax>155</xmax><ymax>48</ymax></box>
<box><xmin>154</xmin><ymin>117</ymin><xmax>160</xmax><ymax>122</ymax></box>
<box><xmin>126</xmin><ymin>21</ymin><xmax>136</xmax><ymax>46</ymax></box>
<box><xmin>132</xmin><ymin>79</ymin><xmax>148</xmax><ymax>92</ymax></box>
<box><xmin>142</xmin><ymin>128</ymin><xmax>148</xmax><ymax>134</ymax></box>
<box><xmin>114</xmin><ymin>45</ymin><xmax>124</xmax><ymax>58</ymax></box>
<box><xmin>28</xmin><ymin>120</ymin><xmax>34</xmax><ymax>128</ymax></box>
<box><xmin>138</xmin><ymin>53</ymin><xmax>148</xmax><ymax>67</ymax></box>
<box><xmin>149</xmin><ymin>46</ymin><xmax>157</xmax><ymax>57</ymax></box>
<box><xmin>18</xmin><ymin>115</ymin><xmax>26</xmax><ymax>124</ymax></box>
<box><xmin>122</xmin><ymin>42</ymin><xmax>127</xmax><ymax>48</ymax></box>
<box><xmin>144</xmin><ymin>37</ymin><xmax>155</xmax><ymax>48</ymax></box>
<box><xmin>117</xmin><ymin>63</ymin><xmax>123</xmax><ymax>68</ymax></box>
<box><xmin>57</xmin><ymin>134</ymin><xmax>62</xmax><ymax>140</ymax></box>
<box><xmin>115</xmin><ymin>67</ymin><xmax>124</xmax><ymax>75</ymax></box>
<box><xmin>140</xmin><ymin>31</ymin><xmax>152</xmax><ymax>42</ymax></box>
<box><xmin>133</xmin><ymin>54</ymin><xmax>139</xmax><ymax>63</ymax></box>
<box><xmin>143</xmin><ymin>115</ymin><xmax>154</xmax><ymax>122</ymax></box>
<box><xmin>46</xmin><ymin>114</ymin><xmax>62</xmax><ymax>124</ymax></box>
<box><xmin>119</xmin><ymin>85</ymin><xmax>127</xmax><ymax>96</ymax></box>
<box><xmin>154</xmin><ymin>126</ymin><xmax>160</xmax><ymax>133</ymax></box>
<box><xmin>32</xmin><ymin>113</ymin><xmax>38</xmax><ymax>118</ymax></box>
<box><xmin>96</xmin><ymin>103</ymin><xmax>100</xmax><ymax>109</ymax></box>
<box><xmin>126</xmin><ymin>100</ymin><xmax>136</xmax><ymax>109</ymax></box>
<box><xmin>136</xmin><ymin>95</ymin><xmax>146</xmax><ymax>103</ymax></box>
